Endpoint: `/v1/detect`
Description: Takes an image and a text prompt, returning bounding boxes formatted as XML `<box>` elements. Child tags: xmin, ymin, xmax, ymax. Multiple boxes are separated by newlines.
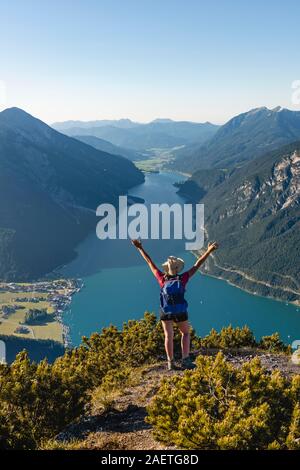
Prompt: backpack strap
<box><xmin>164</xmin><ymin>273</ymin><xmax>181</xmax><ymax>281</ymax></box>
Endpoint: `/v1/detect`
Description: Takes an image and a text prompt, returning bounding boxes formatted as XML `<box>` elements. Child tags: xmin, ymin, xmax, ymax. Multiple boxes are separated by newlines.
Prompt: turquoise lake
<box><xmin>60</xmin><ymin>171</ymin><xmax>300</xmax><ymax>347</ymax></box>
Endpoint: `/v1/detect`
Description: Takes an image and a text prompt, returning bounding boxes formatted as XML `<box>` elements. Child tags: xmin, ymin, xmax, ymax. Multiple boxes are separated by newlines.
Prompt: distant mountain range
<box><xmin>0</xmin><ymin>108</ymin><xmax>144</xmax><ymax>280</ymax></box>
<box><xmin>52</xmin><ymin>118</ymin><xmax>219</xmax><ymax>151</ymax></box>
<box><xmin>171</xmin><ymin>107</ymin><xmax>300</xmax><ymax>173</ymax></box>
<box><xmin>178</xmin><ymin>141</ymin><xmax>300</xmax><ymax>303</ymax></box>
<box><xmin>52</xmin><ymin>118</ymin><xmax>140</xmax><ymax>131</ymax></box>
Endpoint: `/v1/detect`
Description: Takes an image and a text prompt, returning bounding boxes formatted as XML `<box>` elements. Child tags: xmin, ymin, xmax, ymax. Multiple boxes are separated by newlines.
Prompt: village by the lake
<box><xmin>0</xmin><ymin>279</ymin><xmax>82</xmax><ymax>348</ymax></box>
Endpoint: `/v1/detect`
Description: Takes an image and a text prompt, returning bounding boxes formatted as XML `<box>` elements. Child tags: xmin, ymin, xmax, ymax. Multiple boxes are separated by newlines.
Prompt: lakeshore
<box><xmin>191</xmin><ymin>251</ymin><xmax>300</xmax><ymax>308</ymax></box>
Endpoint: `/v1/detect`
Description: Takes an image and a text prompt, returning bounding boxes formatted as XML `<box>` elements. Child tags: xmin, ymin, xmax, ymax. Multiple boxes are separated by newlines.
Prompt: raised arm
<box><xmin>187</xmin><ymin>241</ymin><xmax>219</xmax><ymax>278</ymax></box>
<box><xmin>131</xmin><ymin>239</ymin><xmax>159</xmax><ymax>276</ymax></box>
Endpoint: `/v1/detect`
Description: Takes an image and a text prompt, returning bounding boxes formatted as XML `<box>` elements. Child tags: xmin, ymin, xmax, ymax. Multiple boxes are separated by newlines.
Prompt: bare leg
<box><xmin>161</xmin><ymin>320</ymin><xmax>174</xmax><ymax>361</ymax></box>
<box><xmin>177</xmin><ymin>321</ymin><xmax>190</xmax><ymax>359</ymax></box>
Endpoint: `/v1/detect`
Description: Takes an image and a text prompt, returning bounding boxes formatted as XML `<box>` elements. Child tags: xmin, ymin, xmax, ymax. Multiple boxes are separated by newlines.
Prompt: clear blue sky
<box><xmin>1</xmin><ymin>0</ymin><xmax>300</xmax><ymax>124</ymax></box>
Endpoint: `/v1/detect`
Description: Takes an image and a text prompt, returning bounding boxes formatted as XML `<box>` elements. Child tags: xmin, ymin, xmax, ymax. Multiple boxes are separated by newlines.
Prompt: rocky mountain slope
<box><xmin>178</xmin><ymin>141</ymin><xmax>300</xmax><ymax>303</ymax></box>
<box><xmin>0</xmin><ymin>108</ymin><xmax>144</xmax><ymax>280</ymax></box>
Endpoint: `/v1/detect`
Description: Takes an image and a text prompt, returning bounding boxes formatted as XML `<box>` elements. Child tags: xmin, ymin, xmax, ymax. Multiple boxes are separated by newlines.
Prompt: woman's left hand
<box><xmin>131</xmin><ymin>239</ymin><xmax>142</xmax><ymax>249</ymax></box>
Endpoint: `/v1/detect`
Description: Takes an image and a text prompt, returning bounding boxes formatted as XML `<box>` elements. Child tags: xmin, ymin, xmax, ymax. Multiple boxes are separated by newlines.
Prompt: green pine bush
<box><xmin>0</xmin><ymin>312</ymin><xmax>295</xmax><ymax>450</ymax></box>
<box><xmin>196</xmin><ymin>325</ymin><xmax>256</xmax><ymax>349</ymax></box>
<box><xmin>147</xmin><ymin>352</ymin><xmax>300</xmax><ymax>450</ymax></box>
<box><xmin>259</xmin><ymin>333</ymin><xmax>291</xmax><ymax>354</ymax></box>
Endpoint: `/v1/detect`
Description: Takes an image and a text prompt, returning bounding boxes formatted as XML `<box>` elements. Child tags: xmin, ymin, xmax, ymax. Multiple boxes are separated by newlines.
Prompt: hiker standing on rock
<box><xmin>131</xmin><ymin>239</ymin><xmax>219</xmax><ymax>370</ymax></box>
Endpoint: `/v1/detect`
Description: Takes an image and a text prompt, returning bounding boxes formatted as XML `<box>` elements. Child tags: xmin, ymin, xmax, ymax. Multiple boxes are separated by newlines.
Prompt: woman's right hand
<box><xmin>131</xmin><ymin>239</ymin><xmax>142</xmax><ymax>249</ymax></box>
<box><xmin>207</xmin><ymin>241</ymin><xmax>219</xmax><ymax>253</ymax></box>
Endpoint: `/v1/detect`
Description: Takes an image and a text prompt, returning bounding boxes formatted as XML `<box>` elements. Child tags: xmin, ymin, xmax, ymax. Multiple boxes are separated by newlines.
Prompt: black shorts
<box><xmin>160</xmin><ymin>312</ymin><xmax>188</xmax><ymax>323</ymax></box>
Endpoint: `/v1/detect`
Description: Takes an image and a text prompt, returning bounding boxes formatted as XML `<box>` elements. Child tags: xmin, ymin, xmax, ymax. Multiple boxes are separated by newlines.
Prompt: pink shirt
<box><xmin>153</xmin><ymin>269</ymin><xmax>190</xmax><ymax>288</ymax></box>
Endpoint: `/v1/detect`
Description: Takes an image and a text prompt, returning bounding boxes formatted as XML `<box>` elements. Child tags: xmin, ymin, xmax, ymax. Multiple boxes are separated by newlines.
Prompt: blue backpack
<box><xmin>160</xmin><ymin>274</ymin><xmax>188</xmax><ymax>314</ymax></box>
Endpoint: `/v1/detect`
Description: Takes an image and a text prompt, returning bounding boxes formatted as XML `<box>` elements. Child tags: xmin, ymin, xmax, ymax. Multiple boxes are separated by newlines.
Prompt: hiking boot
<box><xmin>167</xmin><ymin>359</ymin><xmax>176</xmax><ymax>371</ymax></box>
<box><xmin>181</xmin><ymin>356</ymin><xmax>196</xmax><ymax>370</ymax></box>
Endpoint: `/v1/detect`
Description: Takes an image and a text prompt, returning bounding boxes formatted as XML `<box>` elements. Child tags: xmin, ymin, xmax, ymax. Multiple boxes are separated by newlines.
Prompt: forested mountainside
<box><xmin>0</xmin><ymin>107</ymin><xmax>144</xmax><ymax>280</ymax></box>
<box><xmin>74</xmin><ymin>134</ymin><xmax>144</xmax><ymax>161</ymax></box>
<box><xmin>171</xmin><ymin>107</ymin><xmax>300</xmax><ymax>173</ymax></box>
<box><xmin>0</xmin><ymin>334</ymin><xmax>64</xmax><ymax>363</ymax></box>
<box><xmin>178</xmin><ymin>141</ymin><xmax>300</xmax><ymax>303</ymax></box>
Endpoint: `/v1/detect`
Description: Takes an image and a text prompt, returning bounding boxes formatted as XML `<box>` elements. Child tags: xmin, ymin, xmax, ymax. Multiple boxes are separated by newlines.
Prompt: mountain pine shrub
<box><xmin>0</xmin><ymin>351</ymin><xmax>87</xmax><ymax>449</ymax></box>
<box><xmin>196</xmin><ymin>325</ymin><xmax>256</xmax><ymax>349</ymax></box>
<box><xmin>0</xmin><ymin>313</ymin><xmax>294</xmax><ymax>449</ymax></box>
<box><xmin>147</xmin><ymin>352</ymin><xmax>300</xmax><ymax>449</ymax></box>
<box><xmin>0</xmin><ymin>312</ymin><xmax>179</xmax><ymax>448</ymax></box>
<box><xmin>259</xmin><ymin>333</ymin><xmax>291</xmax><ymax>354</ymax></box>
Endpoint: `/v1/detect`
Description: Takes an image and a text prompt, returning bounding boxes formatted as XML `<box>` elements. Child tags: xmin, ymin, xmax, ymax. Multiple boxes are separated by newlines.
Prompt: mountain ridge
<box><xmin>52</xmin><ymin>117</ymin><xmax>140</xmax><ymax>131</ymax></box>
<box><xmin>170</xmin><ymin>106</ymin><xmax>300</xmax><ymax>172</ymax></box>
